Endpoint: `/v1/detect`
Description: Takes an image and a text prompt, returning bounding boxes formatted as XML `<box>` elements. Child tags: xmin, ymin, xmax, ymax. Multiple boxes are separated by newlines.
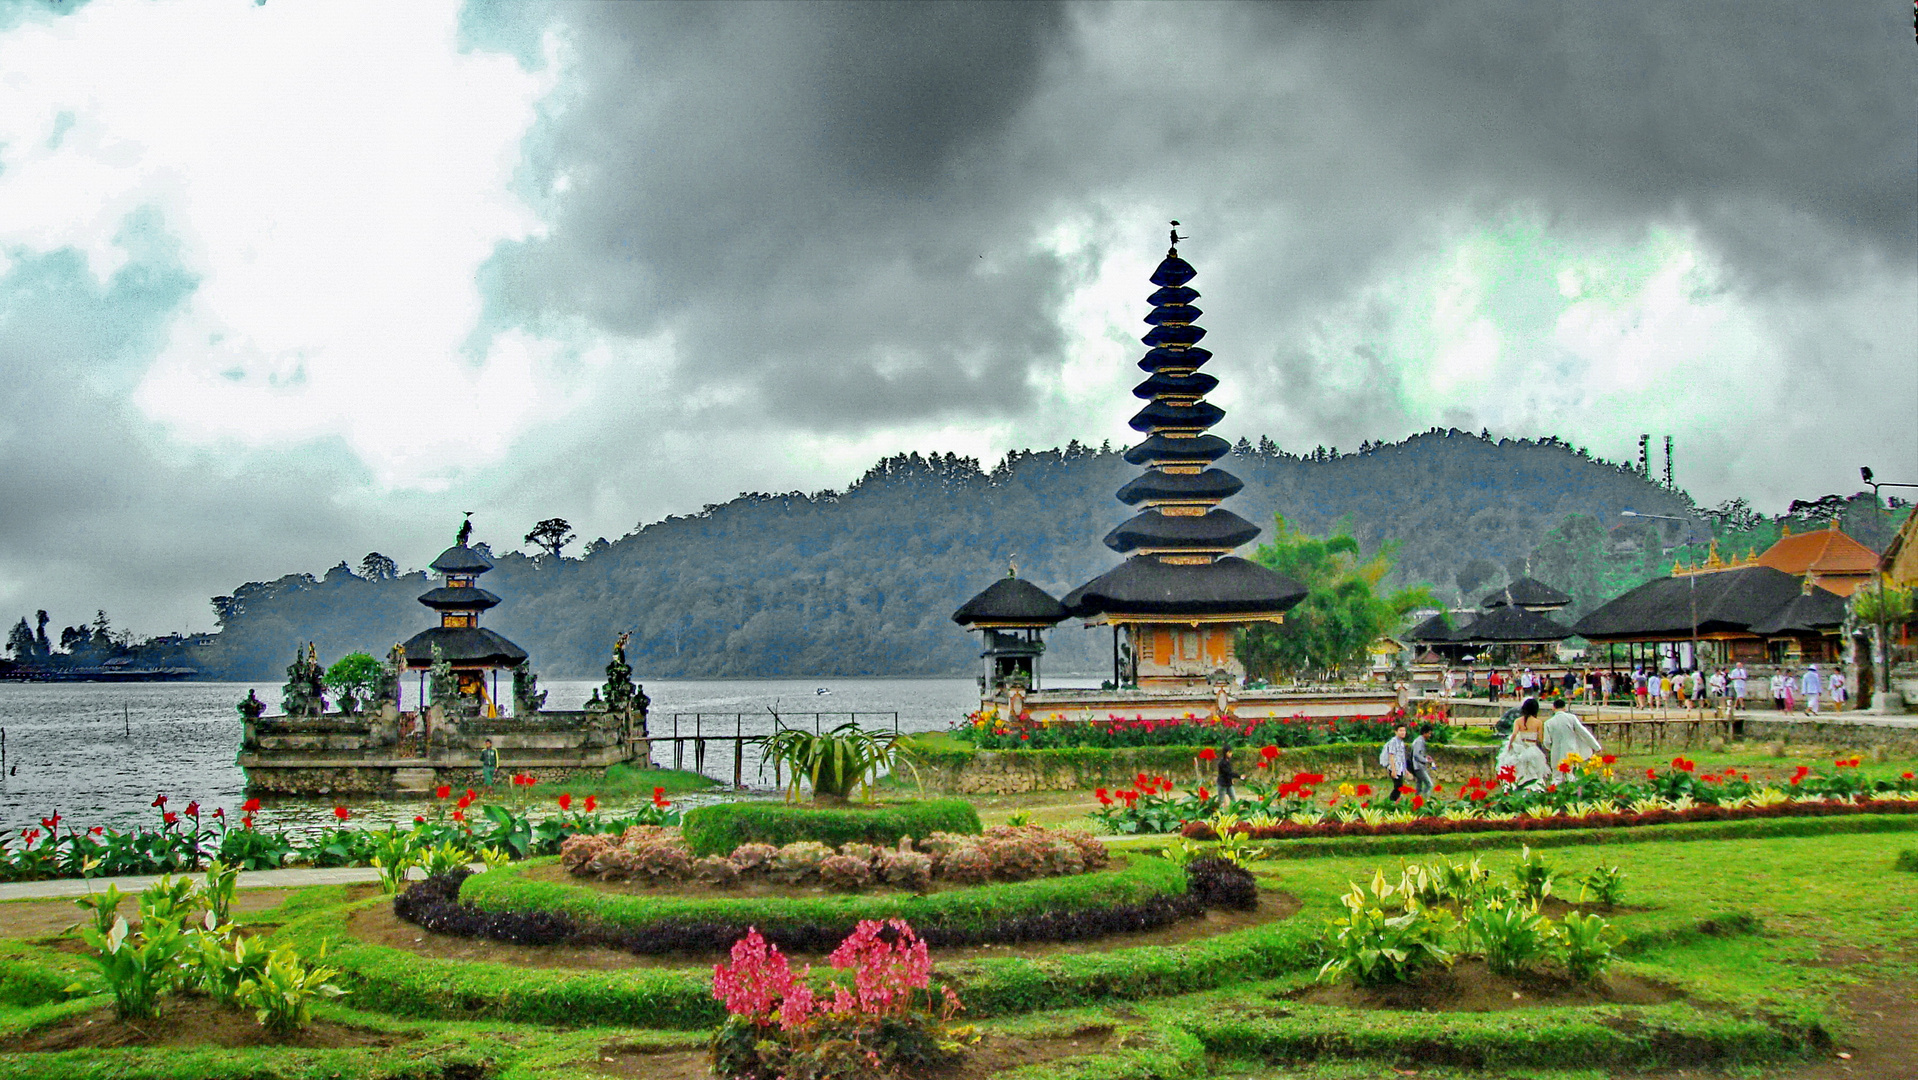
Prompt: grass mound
<box><xmin>680</xmin><ymin>798</ymin><xmax>980</xmax><ymax>857</ymax></box>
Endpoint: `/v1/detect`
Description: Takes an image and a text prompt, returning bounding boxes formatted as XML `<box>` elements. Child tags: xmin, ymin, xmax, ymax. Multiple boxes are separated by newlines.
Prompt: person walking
<box><xmin>1408</xmin><ymin>722</ymin><xmax>1438</xmax><ymax>796</ymax></box>
<box><xmin>1488</xmin><ymin>670</ymin><xmax>1502</xmax><ymax>703</ymax></box>
<box><xmin>1731</xmin><ymin>662</ymin><xmax>1749</xmax><ymax>711</ymax></box>
<box><xmin>1773</xmin><ymin>668</ymin><xmax>1788</xmax><ymax>712</ymax></box>
<box><xmin>1216</xmin><ymin>744</ymin><xmax>1237</xmax><ymax>804</ymax></box>
<box><xmin>1801</xmin><ymin>665</ymin><xmax>1822</xmax><ymax>715</ymax></box>
<box><xmin>1708</xmin><ymin>669</ymin><xmax>1728</xmax><ymax>715</ymax></box>
<box><xmin>1828</xmin><ymin>669</ymin><xmax>1847</xmax><ymax>712</ymax></box>
<box><xmin>1379</xmin><ymin>723</ymin><xmax>1410</xmax><ymax>802</ymax></box>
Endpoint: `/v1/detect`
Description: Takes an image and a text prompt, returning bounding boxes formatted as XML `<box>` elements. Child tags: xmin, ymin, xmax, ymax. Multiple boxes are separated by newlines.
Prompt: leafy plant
<box><xmin>74</xmin><ymin>883</ymin><xmax>126</xmax><ymax>939</ymax></box>
<box><xmin>422</xmin><ymin>841</ymin><xmax>472</xmax><ymax>879</ymax></box>
<box><xmin>1318</xmin><ymin>880</ymin><xmax>1456</xmax><ymax>986</ymax></box>
<box><xmin>323</xmin><ymin>651</ymin><xmax>383</xmax><ymax>713</ymax></box>
<box><xmin>195</xmin><ymin>929</ymin><xmax>272</xmax><ymax>1004</ymax></box>
<box><xmin>1578</xmin><ymin>865</ymin><xmax>1627</xmax><ymax>906</ymax></box>
<box><xmin>75</xmin><ymin>912</ymin><xmax>189</xmax><ymax>1020</ymax></box>
<box><xmin>1512</xmin><ymin>846</ymin><xmax>1559</xmax><ymax>903</ymax></box>
<box><xmin>236</xmin><ymin>945</ymin><xmax>346</xmax><ymax>1034</ymax></box>
<box><xmin>758</xmin><ymin>721</ymin><xmax>919</xmax><ymax>801</ymax></box>
<box><xmin>369</xmin><ymin>831</ymin><xmax>419</xmax><ymax>893</ymax></box>
<box><xmin>1465</xmin><ymin>892</ymin><xmax>1553</xmax><ymax>976</ymax></box>
<box><xmin>1554</xmin><ymin>910</ymin><xmax>1623</xmax><ymax>983</ymax></box>
<box><xmin>201</xmin><ymin>860</ymin><xmax>239</xmax><ymax>924</ymax></box>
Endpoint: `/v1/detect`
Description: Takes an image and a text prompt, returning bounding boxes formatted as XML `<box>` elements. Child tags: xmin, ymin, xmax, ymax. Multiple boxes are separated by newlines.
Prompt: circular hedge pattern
<box><xmin>679</xmin><ymin>798</ymin><xmax>982</xmax><ymax>857</ymax></box>
<box><xmin>461</xmin><ymin>852</ymin><xmax>1185</xmax><ymax>938</ymax></box>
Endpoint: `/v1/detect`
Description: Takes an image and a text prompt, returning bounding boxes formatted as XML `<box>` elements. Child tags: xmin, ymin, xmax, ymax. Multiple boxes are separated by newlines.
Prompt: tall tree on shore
<box><xmin>7</xmin><ymin>618</ymin><xmax>34</xmax><ymax>659</ymax></box>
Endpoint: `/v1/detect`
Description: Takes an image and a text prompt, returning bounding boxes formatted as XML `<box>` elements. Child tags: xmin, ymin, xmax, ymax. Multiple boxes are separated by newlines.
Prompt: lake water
<box><xmin>0</xmin><ymin>677</ymin><xmax>1045</xmax><ymax>838</ymax></box>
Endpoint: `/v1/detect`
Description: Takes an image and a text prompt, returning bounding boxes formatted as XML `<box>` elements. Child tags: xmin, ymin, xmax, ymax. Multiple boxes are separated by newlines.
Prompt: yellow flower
<box><xmin>1337</xmin><ymin>782</ymin><xmax>1356</xmax><ymax>797</ymax></box>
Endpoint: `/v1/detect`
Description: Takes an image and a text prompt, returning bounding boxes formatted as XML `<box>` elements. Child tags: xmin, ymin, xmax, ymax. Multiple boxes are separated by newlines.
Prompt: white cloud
<box><xmin>0</xmin><ymin>0</ymin><xmax>561</xmax><ymax>488</ymax></box>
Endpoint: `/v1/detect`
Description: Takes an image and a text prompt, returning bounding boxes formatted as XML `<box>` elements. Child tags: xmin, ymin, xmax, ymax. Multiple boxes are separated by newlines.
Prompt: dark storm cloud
<box><xmin>478</xmin><ymin>0</ymin><xmax>1911</xmax><ymax>453</ymax></box>
<box><xmin>481</xmin><ymin>0</ymin><xmax>1074</xmax><ymax>430</ymax></box>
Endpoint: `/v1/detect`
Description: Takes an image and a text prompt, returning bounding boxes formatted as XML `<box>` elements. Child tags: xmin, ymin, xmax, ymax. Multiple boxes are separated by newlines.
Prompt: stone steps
<box><xmin>392</xmin><ymin>767</ymin><xmax>438</xmax><ymax>794</ymax></box>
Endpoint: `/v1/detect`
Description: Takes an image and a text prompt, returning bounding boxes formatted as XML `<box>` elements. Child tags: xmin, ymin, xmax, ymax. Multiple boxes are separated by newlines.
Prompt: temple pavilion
<box><xmin>951</xmin><ymin>568</ymin><xmax>1070</xmax><ymax>694</ymax></box>
<box><xmin>1059</xmin><ymin>229</ymin><xmax>1307</xmax><ymax>691</ymax></box>
<box><xmin>401</xmin><ymin>521</ymin><xmax>528</xmax><ymax>717</ymax></box>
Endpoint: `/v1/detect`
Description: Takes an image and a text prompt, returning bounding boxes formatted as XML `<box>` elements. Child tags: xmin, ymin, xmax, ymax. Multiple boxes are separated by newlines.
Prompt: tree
<box><xmin>1234</xmin><ymin>515</ymin><xmax>1439</xmax><ymax>682</ymax></box>
<box><xmin>359</xmin><ymin>552</ymin><xmax>398</xmax><ymax>581</ymax></box>
<box><xmin>7</xmin><ymin>618</ymin><xmax>35</xmax><ymax>660</ymax></box>
<box><xmin>525</xmin><ymin>517</ymin><xmax>576</xmax><ymax>558</ymax></box>
<box><xmin>324</xmin><ymin>652</ymin><xmax>383</xmax><ymax>714</ymax></box>
<box><xmin>34</xmin><ymin>610</ymin><xmax>49</xmax><ymax>657</ymax></box>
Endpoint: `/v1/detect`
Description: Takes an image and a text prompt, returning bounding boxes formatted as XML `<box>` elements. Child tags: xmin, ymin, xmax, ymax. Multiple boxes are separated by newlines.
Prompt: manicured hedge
<box><xmin>461</xmin><ymin>853</ymin><xmax>1183</xmax><ymax>935</ymax></box>
<box><xmin>908</xmin><ymin>742</ymin><xmax>1494</xmax><ymax>794</ymax></box>
<box><xmin>1242</xmin><ymin>810</ymin><xmax>1918</xmax><ymax>860</ymax></box>
<box><xmin>1168</xmin><ymin>992</ymin><xmax>1816</xmax><ymax>1069</ymax></box>
<box><xmin>680</xmin><ymin>798</ymin><xmax>981</xmax><ymax>857</ymax></box>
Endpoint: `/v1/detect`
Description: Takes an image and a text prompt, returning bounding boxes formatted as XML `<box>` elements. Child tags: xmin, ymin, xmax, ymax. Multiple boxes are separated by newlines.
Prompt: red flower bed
<box><xmin>1179</xmin><ymin>797</ymin><xmax>1918</xmax><ymax>843</ymax></box>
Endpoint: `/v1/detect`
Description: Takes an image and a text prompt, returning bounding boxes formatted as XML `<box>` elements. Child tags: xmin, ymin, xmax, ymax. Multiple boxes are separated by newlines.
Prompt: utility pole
<box><xmin>1860</xmin><ymin>467</ymin><xmax>1917</xmax><ymax>711</ymax></box>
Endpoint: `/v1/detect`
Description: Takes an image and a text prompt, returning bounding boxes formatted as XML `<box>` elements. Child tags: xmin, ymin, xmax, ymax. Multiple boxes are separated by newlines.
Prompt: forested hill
<box><xmin>188</xmin><ymin>429</ymin><xmax>1891</xmax><ymax>680</ymax></box>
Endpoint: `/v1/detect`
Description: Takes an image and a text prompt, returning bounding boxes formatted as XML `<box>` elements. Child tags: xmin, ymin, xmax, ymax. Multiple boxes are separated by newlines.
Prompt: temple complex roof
<box><xmin>1747</xmin><ymin>585</ymin><xmax>1849</xmax><ymax>635</ymax></box>
<box><xmin>409</xmin><ymin>522</ymin><xmax>526</xmax><ymax>668</ymax></box>
<box><xmin>416</xmin><ymin>586</ymin><xmax>502</xmax><ymax>612</ymax></box>
<box><xmin>1481</xmin><ymin>577</ymin><xmax>1572</xmax><ymax>611</ymax></box>
<box><xmin>1754</xmin><ymin>523</ymin><xmax>1880</xmax><ymax>596</ymax></box>
<box><xmin>1572</xmin><ymin>565</ymin><xmax>1806</xmax><ymax>640</ymax></box>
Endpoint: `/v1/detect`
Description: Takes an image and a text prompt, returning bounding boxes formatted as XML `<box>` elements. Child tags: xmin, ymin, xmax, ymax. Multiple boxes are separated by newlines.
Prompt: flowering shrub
<box><xmin>1098</xmin><ymin>760</ymin><xmax>1918</xmax><ymax>840</ymax></box>
<box><xmin>560</xmin><ymin>824</ymin><xmax>1108</xmax><ymax>893</ymax></box>
<box><xmin>710</xmin><ymin>920</ymin><xmax>970</xmax><ymax>1080</ymax></box>
<box><xmin>0</xmin><ymin>787</ymin><xmax>679</xmax><ymax>883</ymax></box>
<box><xmin>959</xmin><ymin>706</ymin><xmax>1451</xmax><ymax>751</ymax></box>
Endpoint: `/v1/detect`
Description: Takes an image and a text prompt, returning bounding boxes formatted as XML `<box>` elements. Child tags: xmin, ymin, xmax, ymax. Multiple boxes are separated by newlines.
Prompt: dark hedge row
<box><xmin>395</xmin><ymin>858</ymin><xmax>1257</xmax><ymax>956</ymax></box>
<box><xmin>680</xmin><ymin>799</ymin><xmax>982</xmax><ymax>857</ymax></box>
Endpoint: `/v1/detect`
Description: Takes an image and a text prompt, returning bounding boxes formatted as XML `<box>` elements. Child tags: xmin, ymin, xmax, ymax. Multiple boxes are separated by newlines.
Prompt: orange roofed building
<box><xmin>1752</xmin><ymin>522</ymin><xmax>1882</xmax><ymax>597</ymax></box>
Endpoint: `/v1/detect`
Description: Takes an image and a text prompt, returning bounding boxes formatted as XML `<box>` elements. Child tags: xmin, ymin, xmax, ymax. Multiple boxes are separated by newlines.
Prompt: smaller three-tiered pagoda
<box><xmin>401</xmin><ymin>518</ymin><xmax>528</xmax><ymax>717</ymax></box>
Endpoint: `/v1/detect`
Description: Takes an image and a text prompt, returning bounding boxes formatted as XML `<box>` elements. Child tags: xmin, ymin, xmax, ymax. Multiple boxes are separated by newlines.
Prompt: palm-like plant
<box><xmin>758</xmin><ymin>722</ymin><xmax>917</xmax><ymax>802</ymax></box>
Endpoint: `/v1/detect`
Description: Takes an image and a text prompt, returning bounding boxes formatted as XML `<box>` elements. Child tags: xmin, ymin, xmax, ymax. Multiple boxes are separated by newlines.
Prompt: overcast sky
<box><xmin>0</xmin><ymin>0</ymin><xmax>1912</xmax><ymax>636</ymax></box>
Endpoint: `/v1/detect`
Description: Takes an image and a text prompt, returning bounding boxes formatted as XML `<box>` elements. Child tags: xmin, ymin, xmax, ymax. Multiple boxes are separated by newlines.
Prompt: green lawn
<box><xmin>2</xmin><ymin>812</ymin><xmax>1910</xmax><ymax>1078</ymax></box>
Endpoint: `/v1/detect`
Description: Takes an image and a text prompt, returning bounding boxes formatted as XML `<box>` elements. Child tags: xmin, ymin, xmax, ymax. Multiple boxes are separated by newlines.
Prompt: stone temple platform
<box><xmin>236</xmin><ymin>706</ymin><xmax>650</xmax><ymax>797</ymax></box>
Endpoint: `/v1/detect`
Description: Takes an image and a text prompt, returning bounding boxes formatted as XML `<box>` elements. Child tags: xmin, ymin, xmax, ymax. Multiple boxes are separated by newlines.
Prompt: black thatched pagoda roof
<box><xmin>1121</xmin><ymin>433</ymin><xmax>1230</xmax><ymax>466</ymax></box>
<box><xmin>1115</xmin><ymin>468</ymin><xmax>1244</xmax><ymax>505</ymax></box>
<box><xmin>416</xmin><ymin>587</ymin><xmax>501</xmax><ymax>612</ymax></box>
<box><xmin>1448</xmin><ymin>605</ymin><xmax>1575</xmax><ymax>643</ymax></box>
<box><xmin>951</xmin><ymin>576</ymin><xmax>1069</xmax><ymax>627</ymax></box>
<box><xmin>401</xmin><ymin>627</ymin><xmax>528</xmax><ymax>668</ymax></box>
<box><xmin>1572</xmin><ymin>565</ymin><xmax>1805</xmax><ymax>640</ymax></box>
<box><xmin>1482</xmin><ymin>577</ymin><xmax>1572</xmax><ymax>611</ymax></box>
<box><xmin>1063</xmin><ymin>556</ymin><xmax>1306</xmax><ymax>618</ymax></box>
<box><xmin>1748</xmin><ymin>586</ymin><xmax>1848</xmax><ymax>635</ymax></box>
<box><xmin>1065</xmin><ymin>233</ymin><xmax>1304</xmax><ymax>622</ymax></box>
<box><xmin>429</xmin><ymin>544</ymin><xmax>495</xmax><ymax>574</ymax></box>
<box><xmin>1103</xmin><ymin>508</ymin><xmax>1262</xmax><ymax>553</ymax></box>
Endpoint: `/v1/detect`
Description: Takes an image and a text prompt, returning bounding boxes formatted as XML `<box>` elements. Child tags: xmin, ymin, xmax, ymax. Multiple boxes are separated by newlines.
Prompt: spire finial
<box><xmin>457</xmin><ymin>512</ymin><xmax>474</xmax><ymax>546</ymax></box>
<box><xmin>1168</xmin><ymin>220</ymin><xmax>1186</xmax><ymax>257</ymax></box>
<box><xmin>1007</xmin><ymin>555</ymin><xmax>1018</xmax><ymax>578</ymax></box>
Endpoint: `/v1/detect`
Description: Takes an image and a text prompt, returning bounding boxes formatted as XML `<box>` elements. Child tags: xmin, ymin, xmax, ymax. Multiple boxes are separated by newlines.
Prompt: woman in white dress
<box><xmin>1497</xmin><ymin>697</ymin><xmax>1552</xmax><ymax>789</ymax></box>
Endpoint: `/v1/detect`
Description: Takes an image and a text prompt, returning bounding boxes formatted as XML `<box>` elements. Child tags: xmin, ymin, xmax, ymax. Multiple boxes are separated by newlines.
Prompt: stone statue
<box><xmin>512</xmin><ymin>662</ymin><xmax>546</xmax><ymax>715</ymax></box>
<box><xmin>456</xmin><ymin>513</ymin><xmax>473</xmax><ymax>547</ymax></box>
<box><xmin>237</xmin><ymin>689</ymin><xmax>266</xmax><ymax>720</ymax></box>
<box><xmin>280</xmin><ymin>643</ymin><xmax>326</xmax><ymax>717</ymax></box>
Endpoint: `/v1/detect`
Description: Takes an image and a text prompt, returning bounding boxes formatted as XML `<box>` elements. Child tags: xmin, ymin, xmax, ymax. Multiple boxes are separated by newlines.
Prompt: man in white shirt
<box><xmin>1828</xmin><ymin>669</ymin><xmax>1846</xmax><ymax>711</ymax></box>
<box><xmin>1542</xmin><ymin>697</ymin><xmax>1604</xmax><ymax>771</ymax></box>
<box><xmin>1730</xmin><ymin>663</ymin><xmax>1748</xmax><ymax>710</ymax></box>
<box><xmin>1801</xmin><ymin>665</ymin><xmax>1822</xmax><ymax>715</ymax></box>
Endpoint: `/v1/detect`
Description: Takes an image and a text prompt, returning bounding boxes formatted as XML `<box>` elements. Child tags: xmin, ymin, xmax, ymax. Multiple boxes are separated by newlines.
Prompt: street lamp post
<box><xmin>1860</xmin><ymin>467</ymin><xmax>1918</xmax><ymax>712</ymax></box>
<box><xmin>1622</xmin><ymin>510</ymin><xmax>1704</xmax><ymax>715</ymax></box>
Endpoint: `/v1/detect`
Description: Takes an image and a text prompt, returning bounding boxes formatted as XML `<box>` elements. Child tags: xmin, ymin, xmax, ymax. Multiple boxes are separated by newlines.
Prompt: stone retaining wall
<box><xmin>917</xmin><ymin>743</ymin><xmax>1498</xmax><ymax>795</ymax></box>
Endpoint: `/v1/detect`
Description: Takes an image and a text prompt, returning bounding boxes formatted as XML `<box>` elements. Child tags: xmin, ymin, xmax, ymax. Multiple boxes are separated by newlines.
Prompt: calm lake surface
<box><xmin>0</xmin><ymin>677</ymin><xmax>1060</xmax><ymax>838</ymax></box>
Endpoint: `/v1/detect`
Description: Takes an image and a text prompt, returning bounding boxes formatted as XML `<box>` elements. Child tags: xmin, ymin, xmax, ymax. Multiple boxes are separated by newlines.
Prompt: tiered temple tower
<box><xmin>1063</xmin><ymin>228</ymin><xmax>1306</xmax><ymax>690</ymax></box>
<box><xmin>402</xmin><ymin>521</ymin><xmax>528</xmax><ymax>716</ymax></box>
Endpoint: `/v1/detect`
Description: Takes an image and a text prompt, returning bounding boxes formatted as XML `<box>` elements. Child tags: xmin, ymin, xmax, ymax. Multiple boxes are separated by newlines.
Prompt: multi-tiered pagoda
<box><xmin>1062</xmin><ymin>229</ymin><xmax>1306</xmax><ymax>690</ymax></box>
<box><xmin>402</xmin><ymin>520</ymin><xmax>528</xmax><ymax>716</ymax></box>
